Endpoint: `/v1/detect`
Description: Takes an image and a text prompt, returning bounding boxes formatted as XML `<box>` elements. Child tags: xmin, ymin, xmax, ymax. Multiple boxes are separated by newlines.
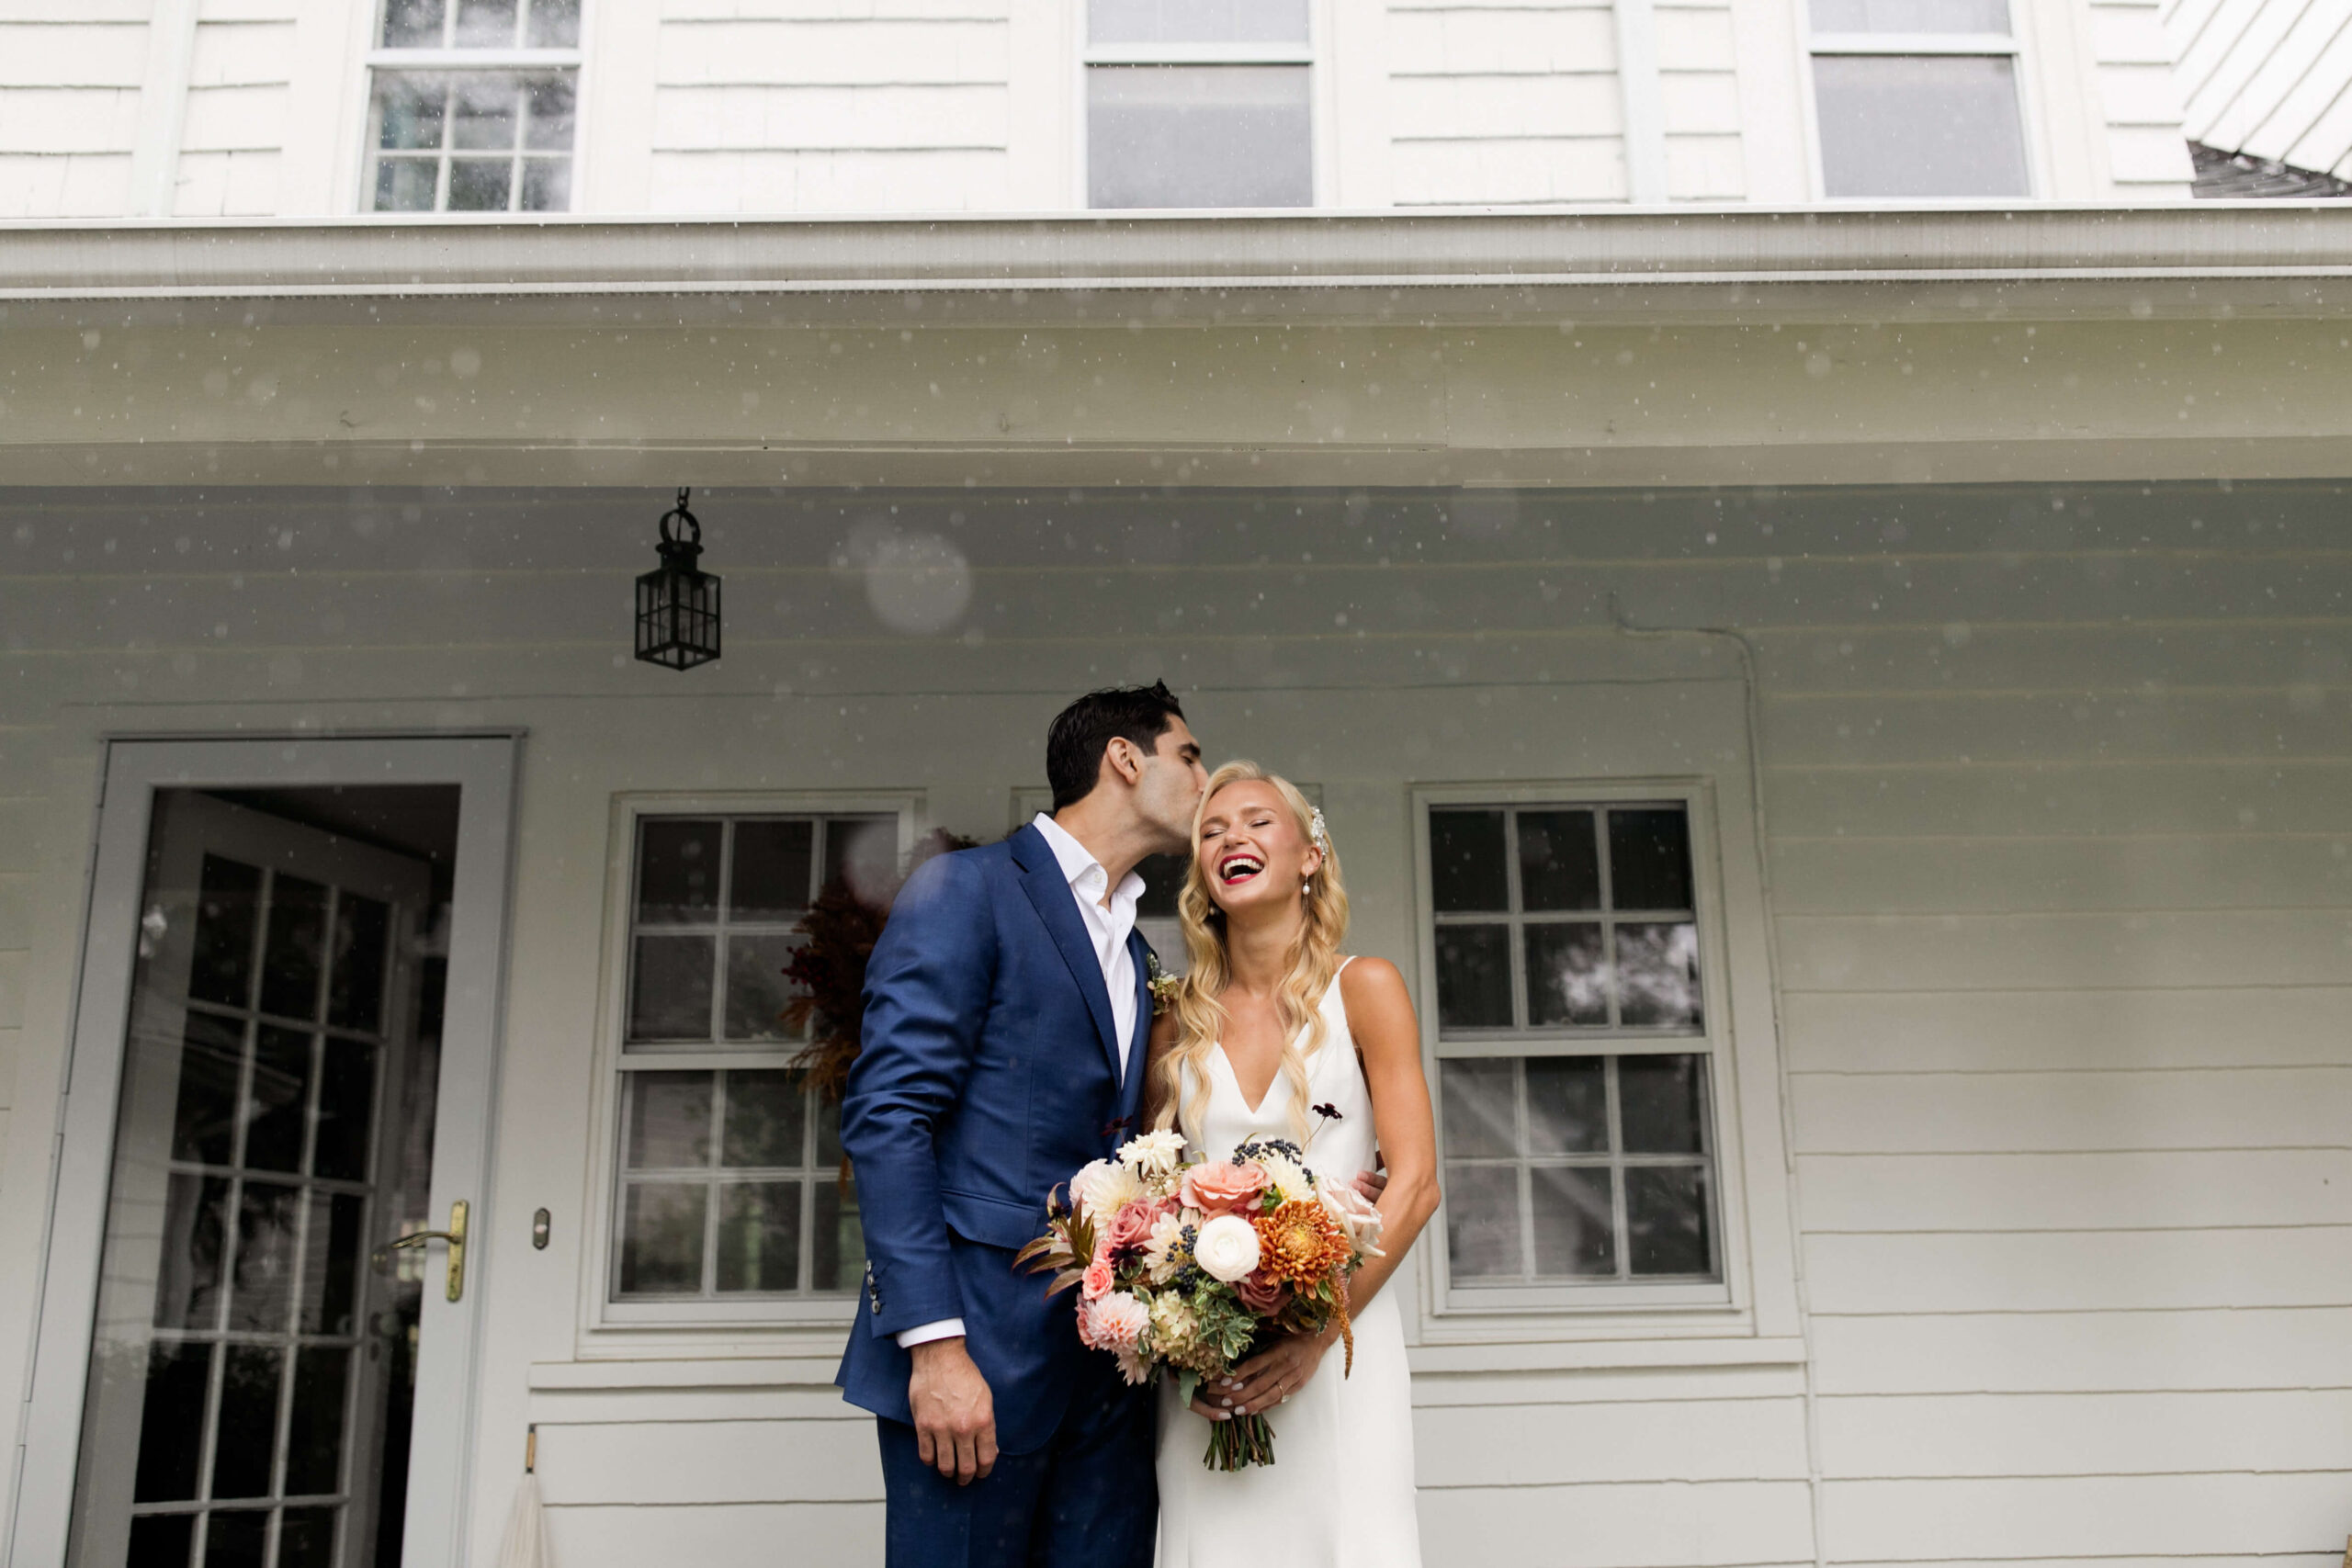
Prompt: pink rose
<box><xmin>1104</xmin><ymin>1200</ymin><xmax>1158</xmax><ymax>1256</ymax></box>
<box><xmin>1235</xmin><ymin>1268</ymin><xmax>1291</xmax><ymax>1315</ymax></box>
<box><xmin>1081</xmin><ymin>1257</ymin><xmax>1114</xmax><ymax>1300</ymax></box>
<box><xmin>1182</xmin><ymin>1160</ymin><xmax>1271</xmax><ymax>1216</ymax></box>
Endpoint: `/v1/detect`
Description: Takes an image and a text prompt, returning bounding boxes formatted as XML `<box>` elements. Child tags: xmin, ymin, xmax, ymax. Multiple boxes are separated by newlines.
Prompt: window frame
<box><xmin>1073</xmin><ymin>0</ymin><xmax>1330</xmax><ymax>209</ymax></box>
<box><xmin>358</xmin><ymin>0</ymin><xmax>589</xmax><ymax>218</ymax></box>
<box><xmin>585</xmin><ymin>791</ymin><xmax>919</xmax><ymax>1334</ymax></box>
<box><xmin>1798</xmin><ymin>0</ymin><xmax>2046</xmax><ymax>202</ymax></box>
<box><xmin>1414</xmin><ymin>778</ymin><xmax>1757</xmax><ymax>1331</ymax></box>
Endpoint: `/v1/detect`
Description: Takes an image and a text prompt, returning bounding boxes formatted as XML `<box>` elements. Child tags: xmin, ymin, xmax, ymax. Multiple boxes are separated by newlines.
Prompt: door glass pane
<box><xmin>455</xmin><ymin>0</ymin><xmax>518</xmax><ymax>47</ymax></box>
<box><xmin>1813</xmin><ymin>54</ymin><xmax>2029</xmax><ymax>197</ymax></box>
<box><xmin>70</xmin><ymin>787</ymin><xmax>455</xmax><ymax>1568</ymax></box>
<box><xmin>1088</xmin><ymin>65</ymin><xmax>1313</xmax><ymax>209</ymax></box>
<box><xmin>188</xmin><ymin>856</ymin><xmax>260</xmax><ymax>1009</ymax></box>
<box><xmin>259</xmin><ymin>875</ymin><xmax>327</xmax><ymax>1021</ymax></box>
<box><xmin>171</xmin><ymin>1013</ymin><xmax>243</xmax><ymax>1167</ymax></box>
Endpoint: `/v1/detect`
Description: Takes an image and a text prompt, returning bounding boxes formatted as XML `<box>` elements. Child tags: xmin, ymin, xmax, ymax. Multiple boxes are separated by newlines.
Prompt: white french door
<box><xmin>11</xmin><ymin>738</ymin><xmax>518</xmax><ymax>1568</ymax></box>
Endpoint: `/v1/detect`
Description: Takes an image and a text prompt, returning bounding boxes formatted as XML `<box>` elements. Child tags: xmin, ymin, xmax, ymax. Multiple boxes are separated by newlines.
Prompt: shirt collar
<box><xmin>1031</xmin><ymin>813</ymin><xmax>1147</xmax><ymax>911</ymax></box>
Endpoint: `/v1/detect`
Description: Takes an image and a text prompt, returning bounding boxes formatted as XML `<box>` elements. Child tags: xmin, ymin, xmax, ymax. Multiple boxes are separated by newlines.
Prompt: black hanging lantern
<box><xmin>635</xmin><ymin>487</ymin><xmax>721</xmax><ymax>671</ymax></box>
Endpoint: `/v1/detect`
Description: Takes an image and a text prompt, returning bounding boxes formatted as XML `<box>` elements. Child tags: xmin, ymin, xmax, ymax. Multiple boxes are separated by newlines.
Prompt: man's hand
<box><xmin>909</xmin><ymin>1337</ymin><xmax>997</xmax><ymax>1485</ymax></box>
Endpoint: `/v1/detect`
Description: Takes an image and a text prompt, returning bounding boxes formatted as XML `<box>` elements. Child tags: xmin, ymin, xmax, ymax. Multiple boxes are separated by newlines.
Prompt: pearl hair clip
<box><xmin>1308</xmin><ymin>807</ymin><xmax>1331</xmax><ymax>856</ymax></box>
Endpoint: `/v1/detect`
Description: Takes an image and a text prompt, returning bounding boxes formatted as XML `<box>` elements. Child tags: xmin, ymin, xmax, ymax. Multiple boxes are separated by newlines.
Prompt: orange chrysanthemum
<box><xmin>1251</xmin><ymin>1199</ymin><xmax>1352</xmax><ymax>1289</ymax></box>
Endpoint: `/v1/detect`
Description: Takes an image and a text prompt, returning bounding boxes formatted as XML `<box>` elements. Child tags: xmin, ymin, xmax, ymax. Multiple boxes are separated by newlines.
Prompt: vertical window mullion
<box><xmin>703</xmin><ymin>1068</ymin><xmax>728</xmax><ymax>1298</ymax></box>
<box><xmin>708</xmin><ymin>819</ymin><xmax>733</xmax><ymax>1043</ymax></box>
<box><xmin>1514</xmin><ymin>1055</ymin><xmax>1536</xmax><ymax>1284</ymax></box>
<box><xmin>1604</xmin><ymin>1055</ymin><xmax>1630</xmax><ymax>1280</ymax></box>
<box><xmin>1502</xmin><ymin>807</ymin><xmax>1527</xmax><ymax>1032</ymax></box>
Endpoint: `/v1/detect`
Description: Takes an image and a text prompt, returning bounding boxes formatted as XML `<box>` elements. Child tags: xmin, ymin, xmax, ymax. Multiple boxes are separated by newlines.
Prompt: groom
<box><xmin>837</xmin><ymin>682</ymin><xmax>1207</xmax><ymax>1567</ymax></box>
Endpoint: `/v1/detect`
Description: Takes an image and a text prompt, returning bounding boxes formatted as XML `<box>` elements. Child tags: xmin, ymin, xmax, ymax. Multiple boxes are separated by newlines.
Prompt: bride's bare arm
<box><xmin>1332</xmin><ymin>956</ymin><xmax>1439</xmax><ymax>1314</ymax></box>
<box><xmin>1138</xmin><ymin>1010</ymin><xmax>1179</xmax><ymax>1131</ymax></box>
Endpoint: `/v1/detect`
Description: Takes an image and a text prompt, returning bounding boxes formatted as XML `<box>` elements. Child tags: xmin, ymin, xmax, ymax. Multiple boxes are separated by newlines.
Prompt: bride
<box><xmin>1144</xmin><ymin>762</ymin><xmax>1440</xmax><ymax>1565</ymax></box>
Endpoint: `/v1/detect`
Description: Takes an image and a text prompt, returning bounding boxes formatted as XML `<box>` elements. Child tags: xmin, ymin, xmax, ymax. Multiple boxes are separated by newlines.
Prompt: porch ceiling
<box><xmin>3</xmin><ymin>205</ymin><xmax>2352</xmax><ymax>327</ymax></box>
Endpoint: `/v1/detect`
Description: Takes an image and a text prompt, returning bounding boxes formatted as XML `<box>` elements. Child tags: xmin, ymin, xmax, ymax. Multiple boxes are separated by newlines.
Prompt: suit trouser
<box><xmin>876</xmin><ymin>1367</ymin><xmax>1157</xmax><ymax>1568</ymax></box>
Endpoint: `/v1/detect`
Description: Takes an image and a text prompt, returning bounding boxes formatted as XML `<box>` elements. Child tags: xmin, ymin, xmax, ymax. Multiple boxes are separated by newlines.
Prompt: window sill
<box><xmin>1407</xmin><ymin>1336</ymin><xmax>1805</xmax><ymax>1374</ymax></box>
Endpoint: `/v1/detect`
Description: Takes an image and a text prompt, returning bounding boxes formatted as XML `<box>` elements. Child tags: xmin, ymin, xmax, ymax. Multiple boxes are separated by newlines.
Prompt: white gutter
<box><xmin>0</xmin><ymin>205</ymin><xmax>2349</xmax><ymax>324</ymax></box>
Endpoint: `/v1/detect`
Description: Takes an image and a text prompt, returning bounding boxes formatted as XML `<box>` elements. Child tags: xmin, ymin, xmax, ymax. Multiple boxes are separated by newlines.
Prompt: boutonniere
<box><xmin>1146</xmin><ymin>950</ymin><xmax>1181</xmax><ymax>1017</ymax></box>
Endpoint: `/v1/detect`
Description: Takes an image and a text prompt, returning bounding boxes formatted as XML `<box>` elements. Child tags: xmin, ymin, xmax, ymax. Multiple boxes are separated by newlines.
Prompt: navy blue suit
<box><xmin>837</xmin><ymin>824</ymin><xmax>1158</xmax><ymax>1567</ymax></box>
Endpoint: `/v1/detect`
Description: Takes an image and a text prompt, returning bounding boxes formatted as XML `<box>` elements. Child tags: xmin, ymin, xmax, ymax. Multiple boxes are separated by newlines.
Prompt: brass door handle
<box><xmin>372</xmin><ymin>1200</ymin><xmax>469</xmax><ymax>1302</ymax></box>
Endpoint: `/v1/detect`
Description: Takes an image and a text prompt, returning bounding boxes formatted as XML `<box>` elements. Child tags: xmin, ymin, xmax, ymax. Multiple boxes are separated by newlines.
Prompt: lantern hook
<box><xmin>657</xmin><ymin>488</ymin><xmax>702</xmax><ymax>557</ymax></box>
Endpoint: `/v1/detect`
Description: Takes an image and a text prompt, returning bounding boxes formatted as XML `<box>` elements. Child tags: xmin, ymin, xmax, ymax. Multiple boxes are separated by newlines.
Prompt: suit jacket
<box><xmin>835</xmin><ymin>822</ymin><xmax>1155</xmax><ymax>1453</ymax></box>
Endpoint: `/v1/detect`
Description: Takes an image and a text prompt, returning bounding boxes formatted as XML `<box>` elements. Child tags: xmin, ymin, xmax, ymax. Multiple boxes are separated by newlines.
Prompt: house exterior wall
<box><xmin>2164</xmin><ymin>0</ymin><xmax>2352</xmax><ymax>177</ymax></box>
<box><xmin>1</xmin><ymin>467</ymin><xmax>2346</xmax><ymax>1568</ymax></box>
<box><xmin>0</xmin><ymin>0</ymin><xmax>2195</xmax><ymax>220</ymax></box>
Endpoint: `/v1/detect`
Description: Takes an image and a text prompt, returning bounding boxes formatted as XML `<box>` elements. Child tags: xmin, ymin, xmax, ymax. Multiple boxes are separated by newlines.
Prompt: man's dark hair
<box><xmin>1046</xmin><ymin>682</ymin><xmax>1187</xmax><ymax>810</ymax></box>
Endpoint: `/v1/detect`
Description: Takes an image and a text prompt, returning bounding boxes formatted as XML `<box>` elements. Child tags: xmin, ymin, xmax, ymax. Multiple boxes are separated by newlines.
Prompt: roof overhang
<box><xmin>5</xmin><ymin>204</ymin><xmax>2352</xmax><ymax>327</ymax></box>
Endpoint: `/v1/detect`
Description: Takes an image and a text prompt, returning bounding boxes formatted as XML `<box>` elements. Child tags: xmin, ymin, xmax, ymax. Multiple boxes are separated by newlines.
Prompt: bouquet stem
<box><xmin>1204</xmin><ymin>1413</ymin><xmax>1277</xmax><ymax>1471</ymax></box>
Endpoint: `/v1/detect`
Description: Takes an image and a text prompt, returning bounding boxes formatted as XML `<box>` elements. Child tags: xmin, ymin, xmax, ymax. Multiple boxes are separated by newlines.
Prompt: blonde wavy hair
<box><xmin>1149</xmin><ymin>762</ymin><xmax>1351</xmax><ymax>1143</ymax></box>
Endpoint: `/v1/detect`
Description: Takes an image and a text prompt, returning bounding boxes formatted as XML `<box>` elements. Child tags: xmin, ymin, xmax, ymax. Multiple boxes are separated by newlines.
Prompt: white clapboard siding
<box><xmin>1806</xmin><ymin>1226</ymin><xmax>2352</xmax><ymax>1314</ymax></box>
<box><xmin>1419</xmin><ymin>1481</ymin><xmax>1815</xmax><ymax>1566</ymax></box>
<box><xmin>2164</xmin><ymin>0</ymin><xmax>2352</xmax><ymax>174</ymax></box>
<box><xmin>2090</xmin><ymin>0</ymin><xmax>2196</xmax><ymax>189</ymax></box>
<box><xmin>1791</xmin><ymin>1068</ymin><xmax>2352</xmax><ymax>1154</ymax></box>
<box><xmin>644</xmin><ymin>7</ymin><xmax>1011</xmax><ymax>210</ymax></box>
<box><xmin>1785</xmin><ymin>987</ymin><xmax>2352</xmax><ymax>1072</ymax></box>
<box><xmin>1817</xmin><ymin>1388</ymin><xmax>2352</xmax><ymax>1477</ymax></box>
<box><xmin>543</xmin><ymin>1503</ymin><xmax>883</xmax><ymax>1568</ymax></box>
<box><xmin>0</xmin><ymin>9</ymin><xmax>143</xmax><ymax>217</ymax></box>
<box><xmin>1658</xmin><ymin>0</ymin><xmax>1744</xmax><ymax>197</ymax></box>
<box><xmin>1812</xmin><ymin>1305</ymin><xmax>2352</xmax><ymax>1393</ymax></box>
<box><xmin>1822</xmin><ymin>1472</ymin><xmax>2352</xmax><ymax>1560</ymax></box>
<box><xmin>1414</xmin><ymin>1398</ymin><xmax>1811</xmax><ymax>1485</ymax></box>
<box><xmin>1386</xmin><ymin>0</ymin><xmax>1628</xmax><ymax>205</ymax></box>
<box><xmin>1799</xmin><ymin>1149</ymin><xmax>2352</xmax><ymax>1230</ymax></box>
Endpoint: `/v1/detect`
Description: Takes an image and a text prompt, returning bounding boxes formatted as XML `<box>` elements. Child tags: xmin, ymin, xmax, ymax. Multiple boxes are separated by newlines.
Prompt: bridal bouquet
<box><xmin>1018</xmin><ymin>1126</ymin><xmax>1383</xmax><ymax>1470</ymax></box>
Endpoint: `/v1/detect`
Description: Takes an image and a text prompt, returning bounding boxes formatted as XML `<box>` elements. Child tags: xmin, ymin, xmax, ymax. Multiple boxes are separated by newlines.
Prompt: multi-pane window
<box><xmin>366</xmin><ymin>0</ymin><xmax>582</xmax><ymax>214</ymax></box>
<box><xmin>1808</xmin><ymin>0</ymin><xmax>2030</xmax><ymax>197</ymax></box>
<box><xmin>1085</xmin><ymin>0</ymin><xmax>1314</xmax><ymax>209</ymax></box>
<box><xmin>1425</xmin><ymin>801</ymin><xmax>1722</xmax><ymax>1301</ymax></box>
<box><xmin>611</xmin><ymin>813</ymin><xmax>899</xmax><ymax>1305</ymax></box>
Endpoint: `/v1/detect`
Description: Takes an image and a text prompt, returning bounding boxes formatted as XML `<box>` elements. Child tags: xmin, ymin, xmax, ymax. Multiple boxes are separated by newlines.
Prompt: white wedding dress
<box><xmin>1156</xmin><ymin>959</ymin><xmax>1422</xmax><ymax>1566</ymax></box>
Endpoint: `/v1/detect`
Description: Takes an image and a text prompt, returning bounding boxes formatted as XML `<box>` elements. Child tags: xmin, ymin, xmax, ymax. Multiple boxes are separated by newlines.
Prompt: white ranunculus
<box><xmin>1069</xmin><ymin>1158</ymin><xmax>1142</xmax><ymax>1220</ymax></box>
<box><xmin>1193</xmin><ymin>1213</ymin><xmax>1262</xmax><ymax>1282</ymax></box>
<box><xmin>1118</xmin><ymin>1128</ymin><xmax>1186</xmax><ymax>1180</ymax></box>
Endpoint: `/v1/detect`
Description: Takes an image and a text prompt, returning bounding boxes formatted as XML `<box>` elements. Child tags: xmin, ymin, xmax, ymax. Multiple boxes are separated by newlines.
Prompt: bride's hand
<box><xmin>1193</xmin><ymin>1329</ymin><xmax>1333</xmax><ymax>1419</ymax></box>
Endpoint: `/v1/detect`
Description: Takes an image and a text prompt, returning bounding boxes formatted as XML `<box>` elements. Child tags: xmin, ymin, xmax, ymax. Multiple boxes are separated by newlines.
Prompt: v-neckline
<box><xmin>1211</xmin><ymin>1041</ymin><xmax>1283</xmax><ymax>1119</ymax></box>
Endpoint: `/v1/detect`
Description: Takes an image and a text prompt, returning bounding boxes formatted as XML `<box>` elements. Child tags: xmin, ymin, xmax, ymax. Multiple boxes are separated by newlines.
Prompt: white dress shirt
<box><xmin>895</xmin><ymin>813</ymin><xmax>1148</xmax><ymax>1350</ymax></box>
